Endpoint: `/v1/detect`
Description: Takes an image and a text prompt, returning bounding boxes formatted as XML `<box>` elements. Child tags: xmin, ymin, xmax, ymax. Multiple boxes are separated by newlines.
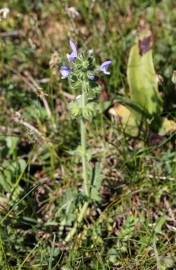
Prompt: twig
<box><xmin>17</xmin><ymin>71</ymin><xmax>52</xmax><ymax>119</ymax></box>
<box><xmin>24</xmin><ymin>71</ymin><xmax>52</xmax><ymax>119</ymax></box>
<box><xmin>13</xmin><ymin>114</ymin><xmax>45</xmax><ymax>141</ymax></box>
<box><xmin>164</xmin><ymin>197</ymin><xmax>176</xmax><ymax>225</ymax></box>
<box><xmin>61</xmin><ymin>91</ymin><xmax>75</xmax><ymax>100</ymax></box>
<box><xmin>0</xmin><ymin>30</ymin><xmax>22</xmax><ymax>37</ymax></box>
<box><xmin>147</xmin><ymin>174</ymin><xmax>175</xmax><ymax>181</ymax></box>
<box><xmin>0</xmin><ymin>126</ymin><xmax>19</xmax><ymax>135</ymax></box>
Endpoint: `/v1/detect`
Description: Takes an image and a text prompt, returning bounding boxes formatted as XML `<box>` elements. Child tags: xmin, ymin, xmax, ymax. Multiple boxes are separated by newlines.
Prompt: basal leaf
<box><xmin>90</xmin><ymin>162</ymin><xmax>104</xmax><ymax>202</ymax></box>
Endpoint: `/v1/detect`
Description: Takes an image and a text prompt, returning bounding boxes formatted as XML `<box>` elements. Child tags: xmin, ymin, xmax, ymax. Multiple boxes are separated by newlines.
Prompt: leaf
<box><xmin>55</xmin><ymin>188</ymin><xmax>79</xmax><ymax>227</ymax></box>
<box><xmin>90</xmin><ymin>162</ymin><xmax>104</xmax><ymax>202</ymax></box>
<box><xmin>18</xmin><ymin>159</ymin><xmax>27</xmax><ymax>171</ymax></box>
<box><xmin>119</xmin><ymin>215</ymin><xmax>136</xmax><ymax>241</ymax></box>
<box><xmin>154</xmin><ymin>215</ymin><xmax>166</xmax><ymax>234</ymax></box>
<box><xmin>68</xmin><ymin>99</ymin><xmax>81</xmax><ymax>118</ymax></box>
<box><xmin>0</xmin><ymin>159</ymin><xmax>26</xmax><ymax>192</ymax></box>
<box><xmin>109</xmin><ymin>104</ymin><xmax>140</xmax><ymax>137</ymax></box>
<box><xmin>159</xmin><ymin>118</ymin><xmax>176</xmax><ymax>135</ymax></box>
<box><xmin>110</xmin><ymin>31</ymin><xmax>165</xmax><ymax>137</ymax></box>
<box><xmin>0</xmin><ymin>173</ymin><xmax>11</xmax><ymax>192</ymax></box>
<box><xmin>127</xmin><ymin>31</ymin><xmax>163</xmax><ymax>116</ymax></box>
<box><xmin>6</xmin><ymin>136</ymin><xmax>19</xmax><ymax>156</ymax></box>
<box><xmin>83</xmin><ymin>102</ymin><xmax>97</xmax><ymax>119</ymax></box>
<box><xmin>69</xmin><ymin>94</ymin><xmax>98</xmax><ymax>120</ymax></box>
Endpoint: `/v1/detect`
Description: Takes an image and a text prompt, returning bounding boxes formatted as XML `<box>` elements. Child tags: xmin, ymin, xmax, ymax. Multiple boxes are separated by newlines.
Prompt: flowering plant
<box><xmin>60</xmin><ymin>40</ymin><xmax>112</xmax><ymax>242</ymax></box>
<box><xmin>60</xmin><ymin>40</ymin><xmax>111</xmax><ymax>79</ymax></box>
<box><xmin>61</xmin><ymin>40</ymin><xmax>111</xmax><ymax>119</ymax></box>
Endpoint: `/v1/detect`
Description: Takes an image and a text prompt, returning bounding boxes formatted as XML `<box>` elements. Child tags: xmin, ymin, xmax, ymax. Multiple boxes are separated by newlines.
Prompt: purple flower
<box><xmin>67</xmin><ymin>40</ymin><xmax>78</xmax><ymax>62</ymax></box>
<box><xmin>60</xmin><ymin>66</ymin><xmax>72</xmax><ymax>79</ymax></box>
<box><xmin>99</xmin><ymin>60</ymin><xmax>112</xmax><ymax>75</ymax></box>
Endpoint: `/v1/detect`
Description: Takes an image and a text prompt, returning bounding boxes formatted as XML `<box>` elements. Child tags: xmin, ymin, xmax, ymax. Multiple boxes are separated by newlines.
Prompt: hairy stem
<box><xmin>65</xmin><ymin>91</ymin><xmax>90</xmax><ymax>242</ymax></box>
<box><xmin>80</xmin><ymin>91</ymin><xmax>89</xmax><ymax>196</ymax></box>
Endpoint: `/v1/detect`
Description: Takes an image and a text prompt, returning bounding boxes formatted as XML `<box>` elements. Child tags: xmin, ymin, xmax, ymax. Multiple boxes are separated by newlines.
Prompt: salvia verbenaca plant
<box><xmin>60</xmin><ymin>40</ymin><xmax>112</xmax><ymax>241</ymax></box>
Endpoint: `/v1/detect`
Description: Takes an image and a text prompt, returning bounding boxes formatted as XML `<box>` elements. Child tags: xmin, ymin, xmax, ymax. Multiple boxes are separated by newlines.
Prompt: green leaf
<box><xmin>6</xmin><ymin>136</ymin><xmax>19</xmax><ymax>156</ymax></box>
<box><xmin>119</xmin><ymin>215</ymin><xmax>136</xmax><ymax>241</ymax></box>
<box><xmin>0</xmin><ymin>159</ymin><xmax>26</xmax><ymax>192</ymax></box>
<box><xmin>127</xmin><ymin>31</ymin><xmax>163</xmax><ymax>116</ymax></box>
<box><xmin>109</xmin><ymin>104</ymin><xmax>140</xmax><ymax>137</ymax></box>
<box><xmin>154</xmin><ymin>215</ymin><xmax>166</xmax><ymax>234</ymax></box>
<box><xmin>83</xmin><ymin>102</ymin><xmax>97</xmax><ymax>120</ymax></box>
<box><xmin>69</xmin><ymin>99</ymin><xmax>81</xmax><ymax>118</ymax></box>
<box><xmin>90</xmin><ymin>162</ymin><xmax>104</xmax><ymax>202</ymax></box>
<box><xmin>111</xmin><ymin>31</ymin><xmax>166</xmax><ymax>136</ymax></box>
<box><xmin>159</xmin><ymin>117</ymin><xmax>176</xmax><ymax>135</ymax></box>
<box><xmin>0</xmin><ymin>173</ymin><xmax>11</xmax><ymax>192</ymax></box>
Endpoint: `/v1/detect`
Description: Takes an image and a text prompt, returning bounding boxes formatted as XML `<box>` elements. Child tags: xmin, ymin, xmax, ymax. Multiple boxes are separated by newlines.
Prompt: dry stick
<box><xmin>18</xmin><ymin>71</ymin><xmax>52</xmax><ymax>119</ymax></box>
<box><xmin>19</xmin><ymin>73</ymin><xmax>75</xmax><ymax>101</ymax></box>
<box><xmin>0</xmin><ymin>30</ymin><xmax>22</xmax><ymax>37</ymax></box>
<box><xmin>0</xmin><ymin>126</ymin><xmax>19</xmax><ymax>135</ymax></box>
<box><xmin>61</xmin><ymin>91</ymin><xmax>75</xmax><ymax>100</ymax></box>
<box><xmin>24</xmin><ymin>71</ymin><xmax>51</xmax><ymax>118</ymax></box>
<box><xmin>164</xmin><ymin>197</ymin><xmax>176</xmax><ymax>225</ymax></box>
<box><xmin>34</xmin><ymin>77</ymin><xmax>75</xmax><ymax>100</ymax></box>
<box><xmin>13</xmin><ymin>115</ymin><xmax>45</xmax><ymax>141</ymax></box>
<box><xmin>147</xmin><ymin>174</ymin><xmax>175</xmax><ymax>181</ymax></box>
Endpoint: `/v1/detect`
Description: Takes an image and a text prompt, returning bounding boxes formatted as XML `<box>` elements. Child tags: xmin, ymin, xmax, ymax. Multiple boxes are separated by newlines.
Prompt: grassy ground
<box><xmin>0</xmin><ymin>0</ymin><xmax>176</xmax><ymax>269</ymax></box>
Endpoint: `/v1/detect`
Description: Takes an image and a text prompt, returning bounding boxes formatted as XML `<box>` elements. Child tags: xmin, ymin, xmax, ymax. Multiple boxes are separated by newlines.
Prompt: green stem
<box><xmin>65</xmin><ymin>91</ymin><xmax>90</xmax><ymax>242</ymax></box>
<box><xmin>80</xmin><ymin>91</ymin><xmax>89</xmax><ymax>196</ymax></box>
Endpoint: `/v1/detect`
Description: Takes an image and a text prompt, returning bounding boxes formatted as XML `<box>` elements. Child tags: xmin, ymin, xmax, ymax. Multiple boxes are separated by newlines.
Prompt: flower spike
<box><xmin>99</xmin><ymin>60</ymin><xmax>112</xmax><ymax>75</ymax></box>
<box><xmin>60</xmin><ymin>66</ymin><xmax>72</xmax><ymax>79</ymax></box>
<box><xmin>67</xmin><ymin>40</ymin><xmax>78</xmax><ymax>62</ymax></box>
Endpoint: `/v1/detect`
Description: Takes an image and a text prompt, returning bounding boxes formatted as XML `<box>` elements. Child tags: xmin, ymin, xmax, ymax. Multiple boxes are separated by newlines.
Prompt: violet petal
<box><xmin>60</xmin><ymin>66</ymin><xmax>72</xmax><ymax>79</ymax></box>
<box><xmin>99</xmin><ymin>60</ymin><xmax>112</xmax><ymax>75</ymax></box>
<box><xmin>67</xmin><ymin>40</ymin><xmax>78</xmax><ymax>62</ymax></box>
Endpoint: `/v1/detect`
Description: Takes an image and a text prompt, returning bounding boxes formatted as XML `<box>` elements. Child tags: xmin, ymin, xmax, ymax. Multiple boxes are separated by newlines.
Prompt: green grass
<box><xmin>0</xmin><ymin>0</ymin><xmax>176</xmax><ymax>269</ymax></box>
